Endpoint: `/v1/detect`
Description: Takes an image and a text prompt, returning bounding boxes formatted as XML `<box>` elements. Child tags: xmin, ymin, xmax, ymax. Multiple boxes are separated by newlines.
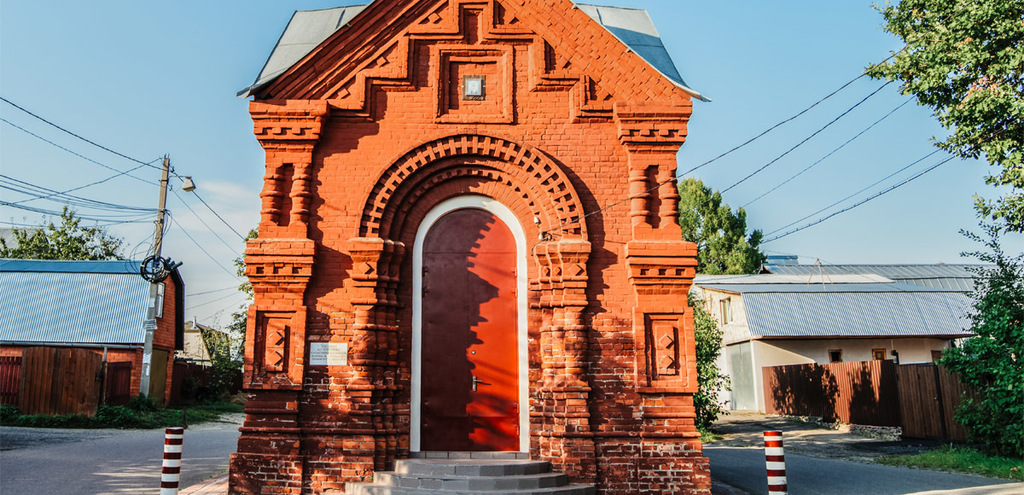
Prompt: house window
<box><xmin>154</xmin><ymin>283</ymin><xmax>166</xmax><ymax>318</ymax></box>
<box><xmin>719</xmin><ymin>298</ymin><xmax>732</xmax><ymax>325</ymax></box>
<box><xmin>872</xmin><ymin>348</ymin><xmax>886</xmax><ymax>360</ymax></box>
<box><xmin>828</xmin><ymin>349</ymin><xmax>842</xmax><ymax>363</ymax></box>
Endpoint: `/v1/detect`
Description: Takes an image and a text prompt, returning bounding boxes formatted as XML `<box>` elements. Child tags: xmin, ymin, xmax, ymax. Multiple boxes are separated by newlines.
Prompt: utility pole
<box><xmin>140</xmin><ymin>155</ymin><xmax>170</xmax><ymax>399</ymax></box>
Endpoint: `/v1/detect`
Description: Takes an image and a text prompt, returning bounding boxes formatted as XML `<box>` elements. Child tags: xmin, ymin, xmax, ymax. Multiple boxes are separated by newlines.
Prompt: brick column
<box><xmin>615</xmin><ymin>104</ymin><xmax>711</xmax><ymax>494</ymax></box>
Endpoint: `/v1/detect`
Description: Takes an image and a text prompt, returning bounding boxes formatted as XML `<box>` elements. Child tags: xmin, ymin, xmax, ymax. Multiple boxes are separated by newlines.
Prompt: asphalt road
<box><xmin>706</xmin><ymin>446</ymin><xmax>1024</xmax><ymax>495</ymax></box>
<box><xmin>0</xmin><ymin>415</ymin><xmax>241</xmax><ymax>495</ymax></box>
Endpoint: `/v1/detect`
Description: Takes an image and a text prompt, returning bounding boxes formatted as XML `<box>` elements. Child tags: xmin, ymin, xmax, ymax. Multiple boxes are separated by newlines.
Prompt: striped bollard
<box><xmin>161</xmin><ymin>426</ymin><xmax>184</xmax><ymax>495</ymax></box>
<box><xmin>764</xmin><ymin>430</ymin><xmax>787</xmax><ymax>495</ymax></box>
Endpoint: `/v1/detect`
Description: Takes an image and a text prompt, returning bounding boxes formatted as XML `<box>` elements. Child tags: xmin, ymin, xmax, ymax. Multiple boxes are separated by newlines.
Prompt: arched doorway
<box><xmin>411</xmin><ymin>196</ymin><xmax>528</xmax><ymax>452</ymax></box>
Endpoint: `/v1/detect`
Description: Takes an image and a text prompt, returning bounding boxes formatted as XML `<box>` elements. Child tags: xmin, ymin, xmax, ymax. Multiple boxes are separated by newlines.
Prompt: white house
<box><xmin>692</xmin><ymin>272</ymin><xmax>975</xmax><ymax>412</ymax></box>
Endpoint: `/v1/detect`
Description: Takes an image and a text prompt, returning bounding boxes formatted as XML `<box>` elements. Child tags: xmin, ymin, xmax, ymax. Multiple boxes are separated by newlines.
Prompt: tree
<box><xmin>227</xmin><ymin>228</ymin><xmax>258</xmax><ymax>358</ymax></box>
<box><xmin>867</xmin><ymin>0</ymin><xmax>1024</xmax><ymax>232</ymax></box>
<box><xmin>690</xmin><ymin>294</ymin><xmax>729</xmax><ymax>433</ymax></box>
<box><xmin>939</xmin><ymin>224</ymin><xmax>1023</xmax><ymax>457</ymax></box>
<box><xmin>677</xmin><ymin>178</ymin><xmax>766</xmax><ymax>274</ymax></box>
<box><xmin>0</xmin><ymin>207</ymin><xmax>124</xmax><ymax>260</ymax></box>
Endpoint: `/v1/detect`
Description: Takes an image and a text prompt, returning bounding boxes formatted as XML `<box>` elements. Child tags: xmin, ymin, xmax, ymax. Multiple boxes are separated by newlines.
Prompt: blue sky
<box><xmin>2</xmin><ymin>1</ymin><xmax>1019</xmax><ymax>326</ymax></box>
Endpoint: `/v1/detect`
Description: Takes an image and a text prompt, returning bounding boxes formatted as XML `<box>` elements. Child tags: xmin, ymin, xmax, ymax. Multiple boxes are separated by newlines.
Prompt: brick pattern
<box><xmin>231</xmin><ymin>1</ymin><xmax>709</xmax><ymax>493</ymax></box>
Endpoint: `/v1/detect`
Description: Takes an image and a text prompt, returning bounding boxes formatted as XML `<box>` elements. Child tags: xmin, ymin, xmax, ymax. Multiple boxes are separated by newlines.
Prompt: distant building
<box><xmin>0</xmin><ymin>259</ymin><xmax>184</xmax><ymax>405</ymax></box>
<box><xmin>179</xmin><ymin>319</ymin><xmax>230</xmax><ymax>364</ymax></box>
<box><xmin>692</xmin><ymin>272</ymin><xmax>975</xmax><ymax>411</ymax></box>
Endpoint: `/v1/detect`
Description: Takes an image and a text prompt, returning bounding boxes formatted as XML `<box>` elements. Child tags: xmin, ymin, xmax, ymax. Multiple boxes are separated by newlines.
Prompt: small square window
<box><xmin>463</xmin><ymin>75</ymin><xmax>485</xmax><ymax>100</ymax></box>
<box><xmin>829</xmin><ymin>349</ymin><xmax>842</xmax><ymax>363</ymax></box>
<box><xmin>872</xmin><ymin>348</ymin><xmax>886</xmax><ymax>360</ymax></box>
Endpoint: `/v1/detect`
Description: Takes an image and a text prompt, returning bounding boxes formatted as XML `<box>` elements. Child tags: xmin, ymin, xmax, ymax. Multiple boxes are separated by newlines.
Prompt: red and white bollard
<box><xmin>161</xmin><ymin>427</ymin><xmax>184</xmax><ymax>495</ymax></box>
<box><xmin>764</xmin><ymin>430</ymin><xmax>788</xmax><ymax>495</ymax></box>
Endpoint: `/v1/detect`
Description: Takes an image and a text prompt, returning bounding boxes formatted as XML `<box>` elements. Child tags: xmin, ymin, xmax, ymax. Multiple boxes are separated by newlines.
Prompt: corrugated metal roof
<box><xmin>239</xmin><ymin>2</ymin><xmax>705</xmax><ymax>100</ymax></box>
<box><xmin>741</xmin><ymin>291</ymin><xmax>974</xmax><ymax>339</ymax></box>
<box><xmin>765</xmin><ymin>264</ymin><xmax>981</xmax><ymax>292</ymax></box>
<box><xmin>695</xmin><ymin>273</ymin><xmax>895</xmax><ymax>285</ymax></box>
<box><xmin>0</xmin><ymin>260</ymin><xmax>151</xmax><ymax>345</ymax></box>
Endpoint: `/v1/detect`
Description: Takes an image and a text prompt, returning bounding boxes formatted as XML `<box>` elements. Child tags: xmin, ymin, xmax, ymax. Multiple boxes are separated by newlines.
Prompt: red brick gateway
<box><xmin>230</xmin><ymin>1</ymin><xmax>710</xmax><ymax>493</ymax></box>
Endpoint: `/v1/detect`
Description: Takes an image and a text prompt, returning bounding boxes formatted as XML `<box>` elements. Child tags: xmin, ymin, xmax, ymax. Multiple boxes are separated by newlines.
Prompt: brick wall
<box><xmin>230</xmin><ymin>1</ymin><xmax>710</xmax><ymax>493</ymax></box>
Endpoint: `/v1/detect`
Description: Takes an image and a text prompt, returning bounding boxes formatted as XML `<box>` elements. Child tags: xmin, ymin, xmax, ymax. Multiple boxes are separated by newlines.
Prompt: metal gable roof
<box><xmin>740</xmin><ymin>290</ymin><xmax>974</xmax><ymax>339</ymax></box>
<box><xmin>694</xmin><ymin>275</ymin><xmax>975</xmax><ymax>339</ymax></box>
<box><xmin>0</xmin><ymin>259</ymin><xmax>152</xmax><ymax>345</ymax></box>
<box><xmin>239</xmin><ymin>2</ymin><xmax>704</xmax><ymax>100</ymax></box>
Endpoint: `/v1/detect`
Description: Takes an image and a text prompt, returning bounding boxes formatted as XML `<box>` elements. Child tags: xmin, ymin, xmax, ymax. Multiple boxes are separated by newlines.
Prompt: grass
<box><xmin>0</xmin><ymin>396</ymin><xmax>243</xmax><ymax>429</ymax></box>
<box><xmin>700</xmin><ymin>430</ymin><xmax>723</xmax><ymax>443</ymax></box>
<box><xmin>877</xmin><ymin>445</ymin><xmax>1023</xmax><ymax>481</ymax></box>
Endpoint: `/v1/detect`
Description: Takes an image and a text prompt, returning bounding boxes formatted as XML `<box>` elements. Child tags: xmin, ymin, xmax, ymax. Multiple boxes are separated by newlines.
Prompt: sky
<box><xmin>2</xmin><ymin>1</ymin><xmax>1020</xmax><ymax>328</ymax></box>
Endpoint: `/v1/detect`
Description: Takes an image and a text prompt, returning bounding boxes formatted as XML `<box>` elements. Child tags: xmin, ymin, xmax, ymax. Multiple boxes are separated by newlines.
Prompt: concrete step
<box><xmin>346</xmin><ymin>456</ymin><xmax>596</xmax><ymax>495</ymax></box>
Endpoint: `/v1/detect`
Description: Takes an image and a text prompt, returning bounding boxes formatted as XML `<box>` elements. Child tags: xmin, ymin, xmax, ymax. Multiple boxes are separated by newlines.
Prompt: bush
<box><xmin>690</xmin><ymin>294</ymin><xmax>729</xmax><ymax>432</ymax></box>
<box><xmin>939</xmin><ymin>225</ymin><xmax>1024</xmax><ymax>457</ymax></box>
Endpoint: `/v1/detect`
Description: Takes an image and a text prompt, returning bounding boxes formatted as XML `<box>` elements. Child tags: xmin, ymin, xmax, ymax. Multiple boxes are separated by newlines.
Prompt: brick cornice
<box><xmin>614</xmin><ymin>103</ymin><xmax>692</xmax><ymax>152</ymax></box>
<box><xmin>250</xmin><ymin>100</ymin><xmax>329</xmax><ymax>148</ymax></box>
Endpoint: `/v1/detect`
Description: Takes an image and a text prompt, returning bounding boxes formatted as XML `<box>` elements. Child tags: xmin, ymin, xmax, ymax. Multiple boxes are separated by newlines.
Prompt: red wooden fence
<box><xmin>763</xmin><ymin>361</ymin><xmax>970</xmax><ymax>440</ymax></box>
<box><xmin>18</xmin><ymin>347</ymin><xmax>102</xmax><ymax>416</ymax></box>
<box><xmin>0</xmin><ymin>356</ymin><xmax>21</xmax><ymax>405</ymax></box>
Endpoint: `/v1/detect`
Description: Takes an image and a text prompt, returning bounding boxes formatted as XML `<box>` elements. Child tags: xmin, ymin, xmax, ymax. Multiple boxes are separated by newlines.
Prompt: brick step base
<box><xmin>346</xmin><ymin>454</ymin><xmax>597</xmax><ymax>495</ymax></box>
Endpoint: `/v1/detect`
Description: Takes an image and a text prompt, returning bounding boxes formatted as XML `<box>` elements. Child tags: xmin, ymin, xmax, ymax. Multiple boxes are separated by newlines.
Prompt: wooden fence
<box><xmin>0</xmin><ymin>356</ymin><xmax>21</xmax><ymax>405</ymax></box>
<box><xmin>18</xmin><ymin>347</ymin><xmax>103</xmax><ymax>416</ymax></box>
<box><xmin>763</xmin><ymin>361</ymin><xmax>971</xmax><ymax>441</ymax></box>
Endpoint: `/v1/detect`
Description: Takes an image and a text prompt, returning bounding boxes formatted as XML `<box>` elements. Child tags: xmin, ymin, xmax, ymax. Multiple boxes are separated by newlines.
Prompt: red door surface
<box><xmin>421</xmin><ymin>208</ymin><xmax>519</xmax><ymax>451</ymax></box>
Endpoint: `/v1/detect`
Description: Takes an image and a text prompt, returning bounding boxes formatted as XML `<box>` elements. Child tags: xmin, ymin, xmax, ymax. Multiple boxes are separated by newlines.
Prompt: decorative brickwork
<box><xmin>231</xmin><ymin>1</ymin><xmax>709</xmax><ymax>493</ymax></box>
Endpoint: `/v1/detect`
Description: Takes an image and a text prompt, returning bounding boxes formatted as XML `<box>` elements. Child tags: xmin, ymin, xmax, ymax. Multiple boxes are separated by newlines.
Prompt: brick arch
<box><xmin>358</xmin><ymin>134</ymin><xmax>588</xmax><ymax>241</ymax></box>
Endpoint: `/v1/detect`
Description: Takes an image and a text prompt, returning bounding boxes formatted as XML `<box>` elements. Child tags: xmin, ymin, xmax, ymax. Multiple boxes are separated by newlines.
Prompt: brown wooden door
<box><xmin>421</xmin><ymin>208</ymin><xmax>519</xmax><ymax>451</ymax></box>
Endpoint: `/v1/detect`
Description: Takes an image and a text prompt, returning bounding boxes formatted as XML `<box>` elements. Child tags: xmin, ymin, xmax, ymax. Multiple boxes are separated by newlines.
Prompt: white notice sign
<box><xmin>309</xmin><ymin>342</ymin><xmax>348</xmax><ymax>366</ymax></box>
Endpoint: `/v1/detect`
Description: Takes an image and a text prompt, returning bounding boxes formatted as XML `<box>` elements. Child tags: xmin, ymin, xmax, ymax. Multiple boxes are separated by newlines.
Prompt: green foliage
<box><xmin>0</xmin><ymin>206</ymin><xmax>124</xmax><ymax>260</ymax></box>
<box><xmin>0</xmin><ymin>399</ymin><xmax>238</xmax><ymax>429</ymax></box>
<box><xmin>677</xmin><ymin>178</ymin><xmax>766</xmax><ymax>274</ymax></box>
<box><xmin>939</xmin><ymin>224</ymin><xmax>1024</xmax><ymax>457</ymax></box>
<box><xmin>877</xmin><ymin>445</ymin><xmax>1024</xmax><ymax>480</ymax></box>
<box><xmin>228</xmin><ymin>228</ymin><xmax>258</xmax><ymax>359</ymax></box>
<box><xmin>690</xmin><ymin>294</ymin><xmax>730</xmax><ymax>432</ymax></box>
<box><xmin>197</xmin><ymin>327</ymin><xmax>242</xmax><ymax>402</ymax></box>
<box><xmin>867</xmin><ymin>0</ymin><xmax>1024</xmax><ymax>232</ymax></box>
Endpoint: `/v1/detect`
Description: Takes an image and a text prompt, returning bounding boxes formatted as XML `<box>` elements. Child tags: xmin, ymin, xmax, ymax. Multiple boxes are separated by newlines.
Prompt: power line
<box><xmin>9</xmin><ymin>161</ymin><xmax>157</xmax><ymax>206</ymax></box>
<box><xmin>166</xmin><ymin>213</ymin><xmax>241</xmax><ymax>279</ymax></box>
<box><xmin>720</xmin><ymin>81</ymin><xmax>892</xmax><ymax>194</ymax></box>
<box><xmin>763</xmin><ymin>153</ymin><xmax>956</xmax><ymax>243</ymax></box>
<box><xmin>764</xmin><ymin>149</ymin><xmax>943</xmax><ymax>237</ymax></box>
<box><xmin>0</xmin><ymin>118</ymin><xmax>158</xmax><ymax>186</ymax></box>
<box><xmin>171</xmin><ymin>190</ymin><xmax>240</xmax><ymax>253</ymax></box>
<box><xmin>186</xmin><ymin>290</ymin><xmax>248</xmax><ymax>311</ymax></box>
<box><xmin>0</xmin><ymin>174</ymin><xmax>156</xmax><ymax>212</ymax></box>
<box><xmin>0</xmin><ymin>97</ymin><xmax>160</xmax><ymax>170</ymax></box>
<box><xmin>0</xmin><ymin>200</ymin><xmax>153</xmax><ymax>225</ymax></box>
<box><xmin>186</xmin><ymin>285</ymin><xmax>241</xmax><ymax>297</ymax></box>
<box><xmin>744</xmin><ymin>98</ymin><xmax>914</xmax><ymax>207</ymax></box>
<box><xmin>188</xmin><ymin>190</ymin><xmax>248</xmax><ymax>241</ymax></box>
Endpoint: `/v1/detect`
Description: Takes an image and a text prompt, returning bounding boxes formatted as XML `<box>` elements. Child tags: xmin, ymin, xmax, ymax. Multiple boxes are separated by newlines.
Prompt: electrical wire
<box><xmin>0</xmin><ymin>174</ymin><xmax>157</xmax><ymax>212</ymax></box>
<box><xmin>0</xmin><ymin>97</ymin><xmax>161</xmax><ymax>170</ymax></box>
<box><xmin>744</xmin><ymin>98</ymin><xmax>914</xmax><ymax>208</ymax></box>
<box><xmin>166</xmin><ymin>213</ymin><xmax>241</xmax><ymax>279</ymax></box>
<box><xmin>186</xmin><ymin>290</ymin><xmax>248</xmax><ymax>311</ymax></box>
<box><xmin>763</xmin><ymin>153</ymin><xmax>956</xmax><ymax>243</ymax></box>
<box><xmin>721</xmin><ymin>81</ymin><xmax>892</xmax><ymax>194</ymax></box>
<box><xmin>0</xmin><ymin>200</ymin><xmax>153</xmax><ymax>225</ymax></box>
<box><xmin>188</xmin><ymin>190</ymin><xmax>247</xmax><ymax>241</ymax></box>
<box><xmin>0</xmin><ymin>118</ymin><xmax>158</xmax><ymax>186</ymax></box>
<box><xmin>171</xmin><ymin>190</ymin><xmax>240</xmax><ymax>253</ymax></box>
<box><xmin>186</xmin><ymin>285</ymin><xmax>241</xmax><ymax>297</ymax></box>
<box><xmin>9</xmin><ymin>161</ymin><xmax>156</xmax><ymax>206</ymax></box>
<box><xmin>765</xmin><ymin>149</ymin><xmax>943</xmax><ymax>237</ymax></box>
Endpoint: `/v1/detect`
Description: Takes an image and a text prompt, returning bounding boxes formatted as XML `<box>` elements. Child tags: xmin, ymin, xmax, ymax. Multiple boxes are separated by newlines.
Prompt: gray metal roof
<box><xmin>741</xmin><ymin>291</ymin><xmax>974</xmax><ymax>339</ymax></box>
<box><xmin>764</xmin><ymin>264</ymin><xmax>982</xmax><ymax>292</ymax></box>
<box><xmin>0</xmin><ymin>259</ymin><xmax>151</xmax><ymax>345</ymax></box>
<box><xmin>239</xmin><ymin>2</ymin><xmax>705</xmax><ymax>100</ymax></box>
<box><xmin>694</xmin><ymin>275</ymin><xmax>975</xmax><ymax>339</ymax></box>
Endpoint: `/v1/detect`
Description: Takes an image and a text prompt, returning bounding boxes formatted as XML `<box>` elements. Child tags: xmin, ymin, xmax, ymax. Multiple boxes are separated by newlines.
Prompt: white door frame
<box><xmin>410</xmin><ymin>195</ymin><xmax>529</xmax><ymax>452</ymax></box>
